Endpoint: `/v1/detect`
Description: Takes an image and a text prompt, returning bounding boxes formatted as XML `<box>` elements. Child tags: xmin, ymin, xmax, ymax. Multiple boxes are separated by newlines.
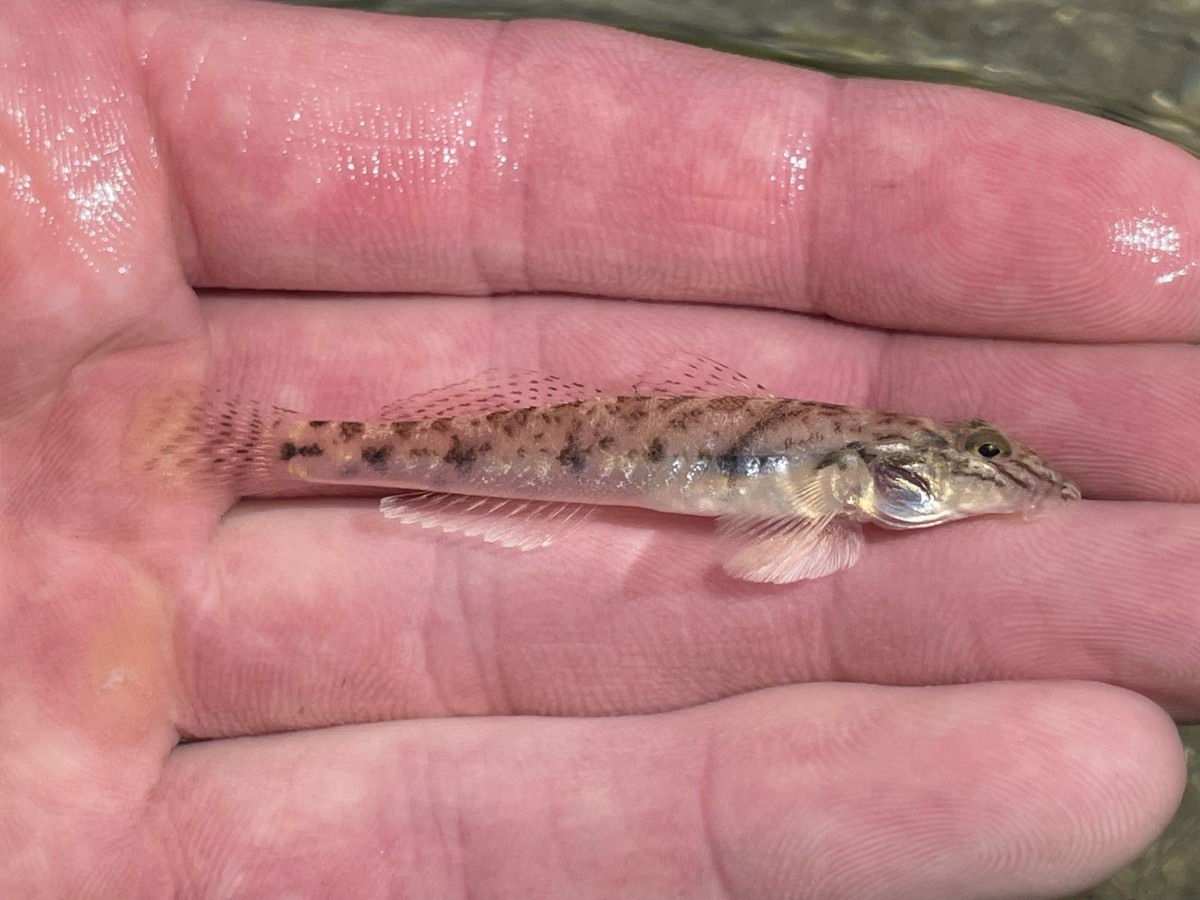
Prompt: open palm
<box><xmin>3</xmin><ymin>1</ymin><xmax>1197</xmax><ymax>897</ymax></box>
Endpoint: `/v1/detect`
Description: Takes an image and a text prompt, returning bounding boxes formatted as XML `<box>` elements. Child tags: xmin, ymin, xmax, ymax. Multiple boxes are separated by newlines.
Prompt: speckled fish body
<box><xmin>283</xmin><ymin>396</ymin><xmax>869</xmax><ymax>517</ymax></box>
<box><xmin>135</xmin><ymin>375</ymin><xmax>1079</xmax><ymax>583</ymax></box>
<box><xmin>271</xmin><ymin>395</ymin><xmax>1071</xmax><ymax>515</ymax></box>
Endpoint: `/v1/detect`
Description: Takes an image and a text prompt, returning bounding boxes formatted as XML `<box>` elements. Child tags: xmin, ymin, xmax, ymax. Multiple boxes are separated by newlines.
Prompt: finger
<box><xmin>154</xmin><ymin>295</ymin><xmax>1200</xmax><ymax>734</ymax></box>
<box><xmin>183</xmin><ymin>491</ymin><xmax>1197</xmax><ymax>735</ymax></box>
<box><xmin>133</xmin><ymin>3</ymin><xmax>1200</xmax><ymax>340</ymax></box>
<box><xmin>151</xmin><ymin>682</ymin><xmax>1182</xmax><ymax>900</ymax></box>
<box><xmin>201</xmin><ymin>294</ymin><xmax>1200</xmax><ymax>503</ymax></box>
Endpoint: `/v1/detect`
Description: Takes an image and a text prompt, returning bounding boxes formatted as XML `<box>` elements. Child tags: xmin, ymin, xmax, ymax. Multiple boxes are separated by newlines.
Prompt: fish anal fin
<box><xmin>715</xmin><ymin>514</ymin><xmax>863</xmax><ymax>583</ymax></box>
<box><xmin>380</xmin><ymin>370</ymin><xmax>603</xmax><ymax>420</ymax></box>
<box><xmin>633</xmin><ymin>352</ymin><xmax>773</xmax><ymax>398</ymax></box>
<box><xmin>379</xmin><ymin>491</ymin><xmax>596</xmax><ymax>551</ymax></box>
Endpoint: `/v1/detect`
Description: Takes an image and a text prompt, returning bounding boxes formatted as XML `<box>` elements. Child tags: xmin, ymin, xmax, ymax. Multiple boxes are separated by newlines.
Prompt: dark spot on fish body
<box><xmin>389</xmin><ymin>421</ymin><xmax>415</xmax><ymax>438</ymax></box>
<box><xmin>727</xmin><ymin>399</ymin><xmax>802</xmax><ymax>454</ymax></box>
<box><xmin>557</xmin><ymin>432</ymin><xmax>588</xmax><ymax>474</ymax></box>
<box><xmin>361</xmin><ymin>444</ymin><xmax>394</xmax><ymax>472</ymax></box>
<box><xmin>715</xmin><ymin>452</ymin><xmax>786</xmax><ymax>480</ymax></box>
<box><xmin>443</xmin><ymin>436</ymin><xmax>477</xmax><ymax>470</ymax></box>
<box><xmin>646</xmin><ymin>437</ymin><xmax>666</xmax><ymax>463</ymax></box>
<box><xmin>716</xmin><ymin>452</ymin><xmax>764</xmax><ymax>480</ymax></box>
<box><xmin>309</xmin><ymin>420</ymin><xmax>330</xmax><ymax>428</ymax></box>
<box><xmin>667</xmin><ymin>406</ymin><xmax>704</xmax><ymax>431</ymax></box>
<box><xmin>714</xmin><ymin>452</ymin><xmax>741</xmax><ymax>476</ymax></box>
<box><xmin>281</xmin><ymin>442</ymin><xmax>321</xmax><ymax>460</ymax></box>
<box><xmin>339</xmin><ymin>421</ymin><xmax>365</xmax><ymax>441</ymax></box>
<box><xmin>597</xmin><ymin>435</ymin><xmax>616</xmax><ymax>450</ymax></box>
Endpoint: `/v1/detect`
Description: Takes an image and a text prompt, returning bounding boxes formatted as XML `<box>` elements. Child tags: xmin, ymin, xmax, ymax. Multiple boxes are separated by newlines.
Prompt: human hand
<box><xmin>2</xmin><ymin>1</ymin><xmax>1196</xmax><ymax>897</ymax></box>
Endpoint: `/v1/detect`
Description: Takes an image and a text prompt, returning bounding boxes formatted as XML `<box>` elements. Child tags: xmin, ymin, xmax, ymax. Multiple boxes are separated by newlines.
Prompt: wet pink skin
<box><xmin>1</xmin><ymin>0</ymin><xmax>1197</xmax><ymax>896</ymax></box>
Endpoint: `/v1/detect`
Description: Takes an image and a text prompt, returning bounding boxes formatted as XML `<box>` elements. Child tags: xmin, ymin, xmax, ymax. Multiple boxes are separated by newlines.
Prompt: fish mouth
<box><xmin>1060</xmin><ymin>481</ymin><xmax>1082</xmax><ymax>502</ymax></box>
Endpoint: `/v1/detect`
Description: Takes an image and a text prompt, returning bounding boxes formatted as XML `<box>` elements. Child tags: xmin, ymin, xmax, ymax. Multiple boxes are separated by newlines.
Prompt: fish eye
<box><xmin>965</xmin><ymin>429</ymin><xmax>1011</xmax><ymax>459</ymax></box>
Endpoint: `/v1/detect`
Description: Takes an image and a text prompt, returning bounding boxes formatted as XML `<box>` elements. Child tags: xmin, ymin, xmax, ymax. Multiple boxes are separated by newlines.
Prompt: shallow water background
<box><xmin>275</xmin><ymin>1</ymin><xmax>1200</xmax><ymax>896</ymax></box>
<box><xmin>284</xmin><ymin>0</ymin><xmax>1200</xmax><ymax>153</ymax></box>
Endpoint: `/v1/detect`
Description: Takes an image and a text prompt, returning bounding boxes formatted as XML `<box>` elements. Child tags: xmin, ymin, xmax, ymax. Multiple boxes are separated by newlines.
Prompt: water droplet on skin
<box><xmin>1108</xmin><ymin>206</ymin><xmax>1198</xmax><ymax>285</ymax></box>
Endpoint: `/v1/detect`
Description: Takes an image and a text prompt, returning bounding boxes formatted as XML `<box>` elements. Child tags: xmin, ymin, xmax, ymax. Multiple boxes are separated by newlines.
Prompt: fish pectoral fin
<box><xmin>379</xmin><ymin>491</ymin><xmax>596</xmax><ymax>551</ymax></box>
<box><xmin>715</xmin><ymin>514</ymin><xmax>863</xmax><ymax>583</ymax></box>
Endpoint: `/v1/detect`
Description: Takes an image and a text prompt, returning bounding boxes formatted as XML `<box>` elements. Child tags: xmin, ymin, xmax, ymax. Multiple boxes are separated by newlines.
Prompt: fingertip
<box><xmin>699</xmin><ymin>681</ymin><xmax>1185</xmax><ymax>899</ymax></box>
<box><xmin>1045</xmin><ymin>681</ymin><xmax>1186</xmax><ymax>850</ymax></box>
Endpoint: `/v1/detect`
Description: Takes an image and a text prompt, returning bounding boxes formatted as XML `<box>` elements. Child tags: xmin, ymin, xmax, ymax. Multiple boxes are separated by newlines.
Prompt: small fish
<box><xmin>131</xmin><ymin>359</ymin><xmax>1079</xmax><ymax>583</ymax></box>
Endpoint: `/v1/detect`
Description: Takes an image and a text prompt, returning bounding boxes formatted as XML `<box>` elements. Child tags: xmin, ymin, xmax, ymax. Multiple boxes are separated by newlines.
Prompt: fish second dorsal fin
<box><xmin>380</xmin><ymin>370</ymin><xmax>604</xmax><ymax>421</ymax></box>
<box><xmin>632</xmin><ymin>353</ymin><xmax>773</xmax><ymax>398</ymax></box>
<box><xmin>380</xmin><ymin>353</ymin><xmax>773</xmax><ymax>421</ymax></box>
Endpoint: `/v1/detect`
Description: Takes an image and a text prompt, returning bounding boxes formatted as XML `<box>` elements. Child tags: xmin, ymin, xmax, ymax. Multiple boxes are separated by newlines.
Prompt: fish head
<box><xmin>858</xmin><ymin>419</ymin><xmax>1080</xmax><ymax>529</ymax></box>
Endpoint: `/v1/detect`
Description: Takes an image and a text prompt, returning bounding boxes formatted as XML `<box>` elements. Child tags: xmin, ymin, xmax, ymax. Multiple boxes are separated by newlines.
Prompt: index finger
<box><xmin>137</xmin><ymin>2</ymin><xmax>1200</xmax><ymax>340</ymax></box>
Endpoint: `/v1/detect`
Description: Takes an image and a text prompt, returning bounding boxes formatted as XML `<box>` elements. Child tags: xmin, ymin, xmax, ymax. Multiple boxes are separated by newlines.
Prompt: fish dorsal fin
<box><xmin>380</xmin><ymin>370</ymin><xmax>604</xmax><ymax>420</ymax></box>
<box><xmin>380</xmin><ymin>355</ymin><xmax>771</xmax><ymax>420</ymax></box>
<box><xmin>715</xmin><ymin>514</ymin><xmax>863</xmax><ymax>583</ymax></box>
<box><xmin>633</xmin><ymin>353</ymin><xmax>773</xmax><ymax>398</ymax></box>
<box><xmin>379</xmin><ymin>491</ymin><xmax>596</xmax><ymax>550</ymax></box>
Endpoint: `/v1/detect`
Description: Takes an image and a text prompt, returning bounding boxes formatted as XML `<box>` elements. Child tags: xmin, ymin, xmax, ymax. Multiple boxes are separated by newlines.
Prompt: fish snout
<box><xmin>1060</xmin><ymin>481</ymin><xmax>1082</xmax><ymax>502</ymax></box>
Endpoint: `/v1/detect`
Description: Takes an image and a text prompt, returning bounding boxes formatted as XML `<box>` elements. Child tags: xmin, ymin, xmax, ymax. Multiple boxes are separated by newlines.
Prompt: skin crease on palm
<box><xmin>2</xmin><ymin>0</ymin><xmax>1200</xmax><ymax>896</ymax></box>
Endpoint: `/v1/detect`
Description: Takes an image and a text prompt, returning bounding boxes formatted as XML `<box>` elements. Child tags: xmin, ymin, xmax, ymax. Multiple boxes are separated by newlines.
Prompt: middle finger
<box><xmin>167</xmin><ymin>295</ymin><xmax>1200</xmax><ymax>737</ymax></box>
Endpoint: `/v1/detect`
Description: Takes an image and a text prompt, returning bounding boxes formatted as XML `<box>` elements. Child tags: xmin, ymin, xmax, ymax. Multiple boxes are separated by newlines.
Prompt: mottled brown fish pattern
<box><xmin>131</xmin><ymin>385</ymin><xmax>1079</xmax><ymax>583</ymax></box>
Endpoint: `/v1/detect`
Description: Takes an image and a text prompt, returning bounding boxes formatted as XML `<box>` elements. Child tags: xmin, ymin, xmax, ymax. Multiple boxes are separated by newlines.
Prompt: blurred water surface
<box><xmin>284</xmin><ymin>0</ymin><xmax>1200</xmax><ymax>153</ymax></box>
<box><xmin>274</xmin><ymin>1</ymin><xmax>1200</xmax><ymax>897</ymax></box>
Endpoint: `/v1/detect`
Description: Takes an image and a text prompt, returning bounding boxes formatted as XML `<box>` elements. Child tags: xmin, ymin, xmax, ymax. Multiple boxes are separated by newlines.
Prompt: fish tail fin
<box><xmin>124</xmin><ymin>381</ymin><xmax>291</xmax><ymax>494</ymax></box>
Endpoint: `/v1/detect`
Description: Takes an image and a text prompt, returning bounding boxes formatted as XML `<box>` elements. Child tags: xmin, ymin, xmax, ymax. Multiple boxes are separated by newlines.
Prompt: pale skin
<box><xmin>1</xmin><ymin>0</ymin><xmax>1198</xmax><ymax>896</ymax></box>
